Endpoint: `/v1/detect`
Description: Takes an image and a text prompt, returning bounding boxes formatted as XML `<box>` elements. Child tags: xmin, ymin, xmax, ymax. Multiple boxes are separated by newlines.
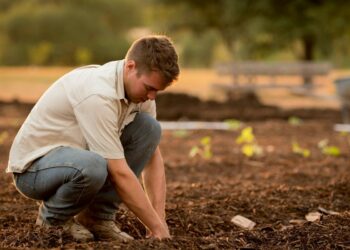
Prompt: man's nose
<box><xmin>147</xmin><ymin>91</ymin><xmax>157</xmax><ymax>100</ymax></box>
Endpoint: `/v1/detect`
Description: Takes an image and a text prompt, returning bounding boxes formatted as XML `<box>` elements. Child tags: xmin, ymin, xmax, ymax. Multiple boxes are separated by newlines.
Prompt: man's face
<box><xmin>124</xmin><ymin>60</ymin><xmax>167</xmax><ymax>104</ymax></box>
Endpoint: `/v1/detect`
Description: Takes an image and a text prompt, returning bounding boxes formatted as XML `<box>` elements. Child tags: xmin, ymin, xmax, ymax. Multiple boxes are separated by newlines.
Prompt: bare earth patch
<box><xmin>0</xmin><ymin>93</ymin><xmax>349</xmax><ymax>249</ymax></box>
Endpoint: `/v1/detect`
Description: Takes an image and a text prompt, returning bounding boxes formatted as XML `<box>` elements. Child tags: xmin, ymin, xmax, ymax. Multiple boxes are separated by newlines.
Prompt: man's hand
<box><xmin>142</xmin><ymin>147</ymin><xmax>169</xmax><ymax>238</ymax></box>
<box><xmin>107</xmin><ymin>158</ymin><xmax>170</xmax><ymax>239</ymax></box>
<box><xmin>149</xmin><ymin>221</ymin><xmax>170</xmax><ymax>239</ymax></box>
<box><xmin>146</xmin><ymin>220</ymin><xmax>170</xmax><ymax>239</ymax></box>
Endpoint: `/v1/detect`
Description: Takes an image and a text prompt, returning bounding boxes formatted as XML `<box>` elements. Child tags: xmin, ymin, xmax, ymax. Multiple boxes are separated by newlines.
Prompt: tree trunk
<box><xmin>301</xmin><ymin>35</ymin><xmax>315</xmax><ymax>89</ymax></box>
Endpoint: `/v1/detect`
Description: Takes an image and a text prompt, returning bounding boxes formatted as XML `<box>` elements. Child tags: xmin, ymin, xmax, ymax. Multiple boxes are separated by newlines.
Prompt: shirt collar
<box><xmin>115</xmin><ymin>59</ymin><xmax>129</xmax><ymax>104</ymax></box>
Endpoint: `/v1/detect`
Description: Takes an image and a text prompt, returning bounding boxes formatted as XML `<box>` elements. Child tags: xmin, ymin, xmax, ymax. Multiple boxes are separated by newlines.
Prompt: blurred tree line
<box><xmin>1</xmin><ymin>0</ymin><xmax>350</xmax><ymax>67</ymax></box>
<box><xmin>0</xmin><ymin>0</ymin><xmax>140</xmax><ymax>65</ymax></box>
<box><xmin>152</xmin><ymin>0</ymin><xmax>350</xmax><ymax>67</ymax></box>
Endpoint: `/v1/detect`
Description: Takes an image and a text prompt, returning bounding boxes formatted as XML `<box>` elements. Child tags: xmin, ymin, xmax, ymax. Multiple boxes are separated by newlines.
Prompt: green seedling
<box><xmin>236</xmin><ymin>127</ymin><xmax>255</xmax><ymax>144</ymax></box>
<box><xmin>339</xmin><ymin>131</ymin><xmax>349</xmax><ymax>137</ymax></box>
<box><xmin>317</xmin><ymin>139</ymin><xmax>341</xmax><ymax>157</ymax></box>
<box><xmin>288</xmin><ymin>116</ymin><xmax>303</xmax><ymax>126</ymax></box>
<box><xmin>292</xmin><ymin>141</ymin><xmax>310</xmax><ymax>158</ymax></box>
<box><xmin>189</xmin><ymin>146</ymin><xmax>200</xmax><ymax>158</ymax></box>
<box><xmin>236</xmin><ymin>127</ymin><xmax>263</xmax><ymax>157</ymax></box>
<box><xmin>172</xmin><ymin>130</ymin><xmax>189</xmax><ymax>138</ymax></box>
<box><xmin>189</xmin><ymin>136</ymin><xmax>213</xmax><ymax>159</ymax></box>
<box><xmin>200</xmin><ymin>136</ymin><xmax>213</xmax><ymax>159</ymax></box>
<box><xmin>0</xmin><ymin>131</ymin><xmax>9</xmax><ymax>145</ymax></box>
<box><xmin>224</xmin><ymin>119</ymin><xmax>242</xmax><ymax>131</ymax></box>
<box><xmin>242</xmin><ymin>144</ymin><xmax>263</xmax><ymax>157</ymax></box>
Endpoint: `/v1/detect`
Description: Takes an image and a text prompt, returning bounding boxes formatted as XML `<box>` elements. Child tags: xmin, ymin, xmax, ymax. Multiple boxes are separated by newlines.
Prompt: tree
<box><xmin>0</xmin><ymin>0</ymin><xmax>142</xmax><ymax>65</ymax></box>
<box><xmin>153</xmin><ymin>0</ymin><xmax>350</xmax><ymax>64</ymax></box>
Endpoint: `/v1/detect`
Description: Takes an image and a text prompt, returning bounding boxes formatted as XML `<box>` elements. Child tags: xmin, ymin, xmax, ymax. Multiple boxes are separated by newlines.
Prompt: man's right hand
<box><xmin>149</xmin><ymin>221</ymin><xmax>171</xmax><ymax>239</ymax></box>
<box><xmin>107</xmin><ymin>159</ymin><xmax>170</xmax><ymax>240</ymax></box>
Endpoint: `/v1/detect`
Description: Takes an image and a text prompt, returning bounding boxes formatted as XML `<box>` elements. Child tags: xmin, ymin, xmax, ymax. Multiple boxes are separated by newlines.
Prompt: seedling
<box><xmin>236</xmin><ymin>127</ymin><xmax>255</xmax><ymax>144</ymax></box>
<box><xmin>189</xmin><ymin>146</ymin><xmax>200</xmax><ymax>158</ymax></box>
<box><xmin>189</xmin><ymin>136</ymin><xmax>213</xmax><ymax>159</ymax></box>
<box><xmin>317</xmin><ymin>139</ymin><xmax>341</xmax><ymax>156</ymax></box>
<box><xmin>241</xmin><ymin>144</ymin><xmax>263</xmax><ymax>158</ymax></box>
<box><xmin>236</xmin><ymin>127</ymin><xmax>263</xmax><ymax>157</ymax></box>
<box><xmin>224</xmin><ymin>119</ymin><xmax>242</xmax><ymax>131</ymax></box>
<box><xmin>292</xmin><ymin>141</ymin><xmax>310</xmax><ymax>157</ymax></box>
<box><xmin>288</xmin><ymin>116</ymin><xmax>303</xmax><ymax>126</ymax></box>
<box><xmin>172</xmin><ymin>130</ymin><xmax>189</xmax><ymax>138</ymax></box>
<box><xmin>0</xmin><ymin>131</ymin><xmax>9</xmax><ymax>145</ymax></box>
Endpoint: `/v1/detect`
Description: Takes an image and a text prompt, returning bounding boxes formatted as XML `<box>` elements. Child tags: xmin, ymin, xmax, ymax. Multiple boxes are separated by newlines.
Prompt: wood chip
<box><xmin>305</xmin><ymin>211</ymin><xmax>322</xmax><ymax>222</ymax></box>
<box><xmin>231</xmin><ymin>215</ymin><xmax>256</xmax><ymax>230</ymax></box>
<box><xmin>289</xmin><ymin>219</ymin><xmax>306</xmax><ymax>225</ymax></box>
<box><xmin>318</xmin><ymin>206</ymin><xmax>340</xmax><ymax>215</ymax></box>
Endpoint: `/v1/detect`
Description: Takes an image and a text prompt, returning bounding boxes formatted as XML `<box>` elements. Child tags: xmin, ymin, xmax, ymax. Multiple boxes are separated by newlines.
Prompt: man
<box><xmin>6</xmin><ymin>35</ymin><xmax>180</xmax><ymax>242</ymax></box>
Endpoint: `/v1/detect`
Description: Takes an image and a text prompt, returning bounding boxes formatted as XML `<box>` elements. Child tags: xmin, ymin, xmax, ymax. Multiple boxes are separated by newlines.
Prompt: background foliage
<box><xmin>0</xmin><ymin>0</ymin><xmax>140</xmax><ymax>65</ymax></box>
<box><xmin>0</xmin><ymin>0</ymin><xmax>350</xmax><ymax>67</ymax></box>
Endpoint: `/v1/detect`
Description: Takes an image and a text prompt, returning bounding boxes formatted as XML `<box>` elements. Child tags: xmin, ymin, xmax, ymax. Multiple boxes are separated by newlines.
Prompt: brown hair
<box><xmin>125</xmin><ymin>35</ymin><xmax>180</xmax><ymax>85</ymax></box>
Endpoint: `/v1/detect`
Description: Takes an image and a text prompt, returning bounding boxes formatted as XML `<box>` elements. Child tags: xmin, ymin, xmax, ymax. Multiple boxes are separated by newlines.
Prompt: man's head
<box><xmin>123</xmin><ymin>35</ymin><xmax>179</xmax><ymax>103</ymax></box>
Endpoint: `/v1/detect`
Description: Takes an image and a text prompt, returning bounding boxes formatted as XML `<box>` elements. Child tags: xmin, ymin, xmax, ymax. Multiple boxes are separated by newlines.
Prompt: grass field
<box><xmin>0</xmin><ymin>66</ymin><xmax>349</xmax><ymax>109</ymax></box>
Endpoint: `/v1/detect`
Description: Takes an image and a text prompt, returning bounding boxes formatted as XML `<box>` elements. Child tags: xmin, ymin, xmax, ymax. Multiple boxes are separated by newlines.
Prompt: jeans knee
<box><xmin>79</xmin><ymin>153</ymin><xmax>107</xmax><ymax>190</ymax></box>
<box><xmin>135</xmin><ymin>112</ymin><xmax>161</xmax><ymax>144</ymax></box>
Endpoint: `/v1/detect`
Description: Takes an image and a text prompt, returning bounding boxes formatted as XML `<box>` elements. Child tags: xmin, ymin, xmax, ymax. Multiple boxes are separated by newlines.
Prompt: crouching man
<box><xmin>6</xmin><ymin>35</ymin><xmax>179</xmax><ymax>242</ymax></box>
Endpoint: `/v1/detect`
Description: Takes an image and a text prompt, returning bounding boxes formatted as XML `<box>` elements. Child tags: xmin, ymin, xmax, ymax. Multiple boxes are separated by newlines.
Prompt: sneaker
<box><xmin>36</xmin><ymin>216</ymin><xmax>94</xmax><ymax>242</ymax></box>
<box><xmin>76</xmin><ymin>213</ymin><xmax>134</xmax><ymax>242</ymax></box>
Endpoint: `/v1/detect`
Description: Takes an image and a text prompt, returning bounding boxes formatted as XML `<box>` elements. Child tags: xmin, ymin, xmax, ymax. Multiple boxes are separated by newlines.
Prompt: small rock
<box><xmin>305</xmin><ymin>211</ymin><xmax>322</xmax><ymax>222</ymax></box>
<box><xmin>231</xmin><ymin>215</ymin><xmax>256</xmax><ymax>230</ymax></box>
<box><xmin>280</xmin><ymin>225</ymin><xmax>294</xmax><ymax>231</ymax></box>
<box><xmin>289</xmin><ymin>219</ymin><xmax>306</xmax><ymax>225</ymax></box>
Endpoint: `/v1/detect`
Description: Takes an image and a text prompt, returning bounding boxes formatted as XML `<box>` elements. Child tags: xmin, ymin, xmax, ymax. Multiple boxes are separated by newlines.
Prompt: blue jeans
<box><xmin>13</xmin><ymin>112</ymin><xmax>161</xmax><ymax>224</ymax></box>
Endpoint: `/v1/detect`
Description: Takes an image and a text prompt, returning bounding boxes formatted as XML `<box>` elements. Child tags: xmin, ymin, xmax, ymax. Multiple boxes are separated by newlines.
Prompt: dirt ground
<box><xmin>0</xmin><ymin>93</ymin><xmax>349</xmax><ymax>249</ymax></box>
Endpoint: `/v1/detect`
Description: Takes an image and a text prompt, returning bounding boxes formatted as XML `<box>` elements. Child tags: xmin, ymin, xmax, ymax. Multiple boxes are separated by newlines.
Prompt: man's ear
<box><xmin>125</xmin><ymin>60</ymin><xmax>136</xmax><ymax>71</ymax></box>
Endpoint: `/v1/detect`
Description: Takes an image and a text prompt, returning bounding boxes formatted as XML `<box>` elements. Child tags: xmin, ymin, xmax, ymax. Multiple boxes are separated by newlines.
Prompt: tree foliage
<box><xmin>0</xmin><ymin>0</ymin><xmax>142</xmax><ymax>65</ymax></box>
<box><xmin>153</xmin><ymin>0</ymin><xmax>350</xmax><ymax>64</ymax></box>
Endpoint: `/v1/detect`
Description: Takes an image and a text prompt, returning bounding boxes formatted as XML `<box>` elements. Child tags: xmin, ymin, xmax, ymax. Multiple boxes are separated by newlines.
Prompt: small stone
<box><xmin>231</xmin><ymin>215</ymin><xmax>256</xmax><ymax>230</ymax></box>
<box><xmin>305</xmin><ymin>211</ymin><xmax>322</xmax><ymax>222</ymax></box>
<box><xmin>289</xmin><ymin>219</ymin><xmax>306</xmax><ymax>225</ymax></box>
<box><xmin>280</xmin><ymin>225</ymin><xmax>294</xmax><ymax>231</ymax></box>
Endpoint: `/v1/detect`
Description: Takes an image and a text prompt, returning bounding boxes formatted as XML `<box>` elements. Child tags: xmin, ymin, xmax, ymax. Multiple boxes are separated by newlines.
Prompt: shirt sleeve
<box><xmin>73</xmin><ymin>94</ymin><xmax>124</xmax><ymax>159</ymax></box>
<box><xmin>140</xmin><ymin>100</ymin><xmax>157</xmax><ymax>118</ymax></box>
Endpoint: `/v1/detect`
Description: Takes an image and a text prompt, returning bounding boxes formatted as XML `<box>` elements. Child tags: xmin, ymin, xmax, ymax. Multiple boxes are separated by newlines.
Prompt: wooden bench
<box><xmin>212</xmin><ymin>61</ymin><xmax>332</xmax><ymax>98</ymax></box>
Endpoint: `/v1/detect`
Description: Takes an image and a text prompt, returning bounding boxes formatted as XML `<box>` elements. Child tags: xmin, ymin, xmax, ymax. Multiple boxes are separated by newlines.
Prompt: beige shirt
<box><xmin>7</xmin><ymin>60</ymin><xmax>156</xmax><ymax>173</ymax></box>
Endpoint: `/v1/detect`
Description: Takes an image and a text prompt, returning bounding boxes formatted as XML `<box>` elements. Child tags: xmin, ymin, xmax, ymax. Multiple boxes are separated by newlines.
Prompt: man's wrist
<box><xmin>155</xmin><ymin>208</ymin><xmax>165</xmax><ymax>220</ymax></box>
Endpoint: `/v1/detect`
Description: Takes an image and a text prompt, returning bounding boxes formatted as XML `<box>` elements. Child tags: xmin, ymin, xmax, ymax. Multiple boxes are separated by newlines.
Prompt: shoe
<box><xmin>36</xmin><ymin>216</ymin><xmax>94</xmax><ymax>242</ymax></box>
<box><xmin>76</xmin><ymin>213</ymin><xmax>134</xmax><ymax>242</ymax></box>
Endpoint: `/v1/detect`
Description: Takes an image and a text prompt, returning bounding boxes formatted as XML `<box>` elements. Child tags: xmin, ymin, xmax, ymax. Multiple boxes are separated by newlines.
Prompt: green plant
<box><xmin>288</xmin><ymin>116</ymin><xmax>303</xmax><ymax>126</ymax></box>
<box><xmin>189</xmin><ymin>136</ymin><xmax>213</xmax><ymax>159</ymax></box>
<box><xmin>318</xmin><ymin>139</ymin><xmax>341</xmax><ymax>156</ymax></box>
<box><xmin>292</xmin><ymin>141</ymin><xmax>310</xmax><ymax>157</ymax></box>
<box><xmin>224</xmin><ymin>119</ymin><xmax>242</xmax><ymax>131</ymax></box>
<box><xmin>236</xmin><ymin>127</ymin><xmax>263</xmax><ymax>157</ymax></box>
<box><xmin>172</xmin><ymin>130</ymin><xmax>189</xmax><ymax>138</ymax></box>
<box><xmin>236</xmin><ymin>127</ymin><xmax>255</xmax><ymax>144</ymax></box>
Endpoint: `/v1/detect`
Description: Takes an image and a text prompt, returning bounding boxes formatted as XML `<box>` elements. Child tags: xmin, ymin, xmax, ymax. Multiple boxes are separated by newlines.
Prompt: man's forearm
<box><xmin>107</xmin><ymin>158</ymin><xmax>169</xmax><ymax>238</ymax></box>
<box><xmin>142</xmin><ymin>147</ymin><xmax>166</xmax><ymax>219</ymax></box>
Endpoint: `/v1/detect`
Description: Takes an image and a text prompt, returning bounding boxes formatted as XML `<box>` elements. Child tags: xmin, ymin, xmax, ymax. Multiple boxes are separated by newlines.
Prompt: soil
<box><xmin>0</xmin><ymin>93</ymin><xmax>349</xmax><ymax>249</ymax></box>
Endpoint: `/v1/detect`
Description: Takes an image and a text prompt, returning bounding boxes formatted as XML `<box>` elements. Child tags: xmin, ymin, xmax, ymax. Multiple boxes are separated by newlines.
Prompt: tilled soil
<box><xmin>0</xmin><ymin>93</ymin><xmax>349</xmax><ymax>249</ymax></box>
